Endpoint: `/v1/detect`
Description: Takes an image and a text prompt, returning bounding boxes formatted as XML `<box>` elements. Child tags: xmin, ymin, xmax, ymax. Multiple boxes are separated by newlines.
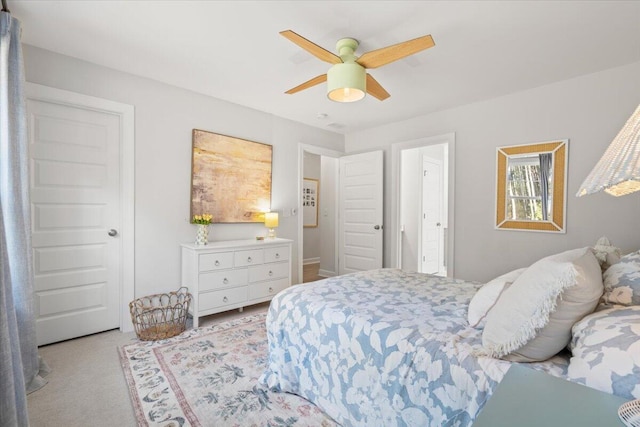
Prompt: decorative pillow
<box><xmin>568</xmin><ymin>306</ymin><xmax>640</xmax><ymax>400</ymax></box>
<box><xmin>468</xmin><ymin>268</ymin><xmax>526</xmax><ymax>328</ymax></box>
<box><xmin>602</xmin><ymin>250</ymin><xmax>640</xmax><ymax>306</ymax></box>
<box><xmin>482</xmin><ymin>247</ymin><xmax>603</xmax><ymax>362</ymax></box>
<box><xmin>591</xmin><ymin>236</ymin><xmax>622</xmax><ymax>272</ymax></box>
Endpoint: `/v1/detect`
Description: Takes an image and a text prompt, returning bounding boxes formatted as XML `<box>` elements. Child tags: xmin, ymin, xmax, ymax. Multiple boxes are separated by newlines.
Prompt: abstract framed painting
<box><xmin>190</xmin><ymin>129</ymin><xmax>272</xmax><ymax>223</ymax></box>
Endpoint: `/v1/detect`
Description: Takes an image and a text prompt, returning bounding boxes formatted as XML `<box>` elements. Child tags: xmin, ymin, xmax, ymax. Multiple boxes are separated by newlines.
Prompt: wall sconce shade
<box><xmin>264</xmin><ymin>212</ymin><xmax>279</xmax><ymax>238</ymax></box>
<box><xmin>327</xmin><ymin>62</ymin><xmax>366</xmax><ymax>103</ymax></box>
<box><xmin>577</xmin><ymin>104</ymin><xmax>640</xmax><ymax>197</ymax></box>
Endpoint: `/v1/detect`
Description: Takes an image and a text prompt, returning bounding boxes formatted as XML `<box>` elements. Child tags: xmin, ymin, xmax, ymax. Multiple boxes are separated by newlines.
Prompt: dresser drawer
<box><xmin>199</xmin><ymin>268</ymin><xmax>248</xmax><ymax>292</ymax></box>
<box><xmin>234</xmin><ymin>249</ymin><xmax>264</xmax><ymax>267</ymax></box>
<box><xmin>198</xmin><ymin>287</ymin><xmax>248</xmax><ymax>312</ymax></box>
<box><xmin>248</xmin><ymin>278</ymin><xmax>289</xmax><ymax>300</ymax></box>
<box><xmin>248</xmin><ymin>261</ymin><xmax>289</xmax><ymax>283</ymax></box>
<box><xmin>264</xmin><ymin>246</ymin><xmax>289</xmax><ymax>263</ymax></box>
<box><xmin>199</xmin><ymin>252</ymin><xmax>234</xmax><ymax>271</ymax></box>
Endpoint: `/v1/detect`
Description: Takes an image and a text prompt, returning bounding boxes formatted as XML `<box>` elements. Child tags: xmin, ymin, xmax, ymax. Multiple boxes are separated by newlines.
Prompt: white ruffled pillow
<box><xmin>468</xmin><ymin>268</ymin><xmax>525</xmax><ymax>328</ymax></box>
<box><xmin>482</xmin><ymin>247</ymin><xmax>603</xmax><ymax>362</ymax></box>
<box><xmin>602</xmin><ymin>250</ymin><xmax>640</xmax><ymax>306</ymax></box>
<box><xmin>568</xmin><ymin>306</ymin><xmax>640</xmax><ymax>400</ymax></box>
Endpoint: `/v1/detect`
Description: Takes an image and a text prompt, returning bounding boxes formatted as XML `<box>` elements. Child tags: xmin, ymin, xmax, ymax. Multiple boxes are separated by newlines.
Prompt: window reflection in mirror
<box><xmin>507</xmin><ymin>154</ymin><xmax>552</xmax><ymax>221</ymax></box>
<box><xmin>496</xmin><ymin>140</ymin><xmax>568</xmax><ymax>233</ymax></box>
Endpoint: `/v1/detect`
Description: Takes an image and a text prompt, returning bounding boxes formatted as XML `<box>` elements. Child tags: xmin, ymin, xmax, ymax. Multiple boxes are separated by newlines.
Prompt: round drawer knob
<box><xmin>247</xmin><ymin>256</ymin><xmax>252</xmax><ymax>263</ymax></box>
<box><xmin>223</xmin><ymin>296</ymin><xmax>228</xmax><ymax>303</ymax></box>
<box><xmin>268</xmin><ymin>271</ymin><xmax>273</xmax><ymax>276</ymax></box>
<box><xmin>223</xmin><ymin>278</ymin><xmax>228</xmax><ymax>284</ymax></box>
<box><xmin>275</xmin><ymin>253</ymin><xmax>280</xmax><ymax>259</ymax></box>
<box><xmin>269</xmin><ymin>287</ymin><xmax>274</xmax><ymax>293</ymax></box>
<box><xmin>215</xmin><ymin>260</ymin><xmax>220</xmax><ymax>266</ymax></box>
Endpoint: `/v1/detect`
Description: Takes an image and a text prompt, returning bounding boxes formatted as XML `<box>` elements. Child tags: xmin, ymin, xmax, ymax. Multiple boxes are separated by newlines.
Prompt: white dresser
<box><xmin>181</xmin><ymin>238</ymin><xmax>293</xmax><ymax>327</ymax></box>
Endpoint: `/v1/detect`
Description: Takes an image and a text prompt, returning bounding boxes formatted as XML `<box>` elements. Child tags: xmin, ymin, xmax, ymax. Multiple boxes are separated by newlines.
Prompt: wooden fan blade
<box><xmin>280</xmin><ymin>30</ymin><xmax>342</xmax><ymax>65</ymax></box>
<box><xmin>366</xmin><ymin>74</ymin><xmax>390</xmax><ymax>101</ymax></box>
<box><xmin>285</xmin><ymin>74</ymin><xmax>328</xmax><ymax>94</ymax></box>
<box><xmin>357</xmin><ymin>35</ymin><xmax>435</xmax><ymax>69</ymax></box>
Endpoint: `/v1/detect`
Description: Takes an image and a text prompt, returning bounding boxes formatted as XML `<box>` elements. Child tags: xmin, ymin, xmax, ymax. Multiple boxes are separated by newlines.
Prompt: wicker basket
<box><xmin>129</xmin><ymin>287</ymin><xmax>192</xmax><ymax>341</ymax></box>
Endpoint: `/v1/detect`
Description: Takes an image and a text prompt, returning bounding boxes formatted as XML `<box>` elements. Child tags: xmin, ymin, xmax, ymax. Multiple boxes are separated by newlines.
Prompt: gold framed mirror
<box><xmin>496</xmin><ymin>140</ymin><xmax>568</xmax><ymax>233</ymax></box>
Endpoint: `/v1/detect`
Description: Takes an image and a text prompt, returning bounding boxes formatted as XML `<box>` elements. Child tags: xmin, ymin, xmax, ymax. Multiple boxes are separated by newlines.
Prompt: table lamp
<box><xmin>264</xmin><ymin>212</ymin><xmax>279</xmax><ymax>239</ymax></box>
<box><xmin>577</xmin><ymin>104</ymin><xmax>640</xmax><ymax>197</ymax></box>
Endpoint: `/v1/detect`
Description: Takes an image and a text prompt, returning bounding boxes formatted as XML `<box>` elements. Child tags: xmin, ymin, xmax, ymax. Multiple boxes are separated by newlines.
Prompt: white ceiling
<box><xmin>11</xmin><ymin>1</ymin><xmax>640</xmax><ymax>134</ymax></box>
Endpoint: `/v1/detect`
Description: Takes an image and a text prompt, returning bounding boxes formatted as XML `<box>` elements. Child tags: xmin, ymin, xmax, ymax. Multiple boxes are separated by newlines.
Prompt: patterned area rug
<box><xmin>119</xmin><ymin>313</ymin><xmax>337</xmax><ymax>427</ymax></box>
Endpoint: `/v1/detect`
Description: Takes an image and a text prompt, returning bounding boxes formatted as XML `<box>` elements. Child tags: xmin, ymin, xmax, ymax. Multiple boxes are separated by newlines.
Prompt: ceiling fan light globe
<box><xmin>328</xmin><ymin>87</ymin><xmax>365</xmax><ymax>103</ymax></box>
<box><xmin>327</xmin><ymin>63</ymin><xmax>366</xmax><ymax>103</ymax></box>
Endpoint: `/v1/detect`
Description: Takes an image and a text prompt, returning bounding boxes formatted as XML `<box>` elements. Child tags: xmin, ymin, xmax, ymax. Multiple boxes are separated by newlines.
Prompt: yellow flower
<box><xmin>192</xmin><ymin>213</ymin><xmax>213</xmax><ymax>225</ymax></box>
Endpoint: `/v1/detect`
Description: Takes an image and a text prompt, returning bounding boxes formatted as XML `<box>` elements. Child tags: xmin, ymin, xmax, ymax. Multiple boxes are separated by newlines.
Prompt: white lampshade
<box><xmin>577</xmin><ymin>104</ymin><xmax>640</xmax><ymax>197</ymax></box>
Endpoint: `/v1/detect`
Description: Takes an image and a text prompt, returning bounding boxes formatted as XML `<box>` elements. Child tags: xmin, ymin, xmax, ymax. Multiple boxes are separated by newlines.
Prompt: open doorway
<box><xmin>298</xmin><ymin>144</ymin><xmax>342</xmax><ymax>284</ymax></box>
<box><xmin>302</xmin><ymin>152</ymin><xmax>323</xmax><ymax>282</ymax></box>
<box><xmin>391</xmin><ymin>133</ymin><xmax>455</xmax><ymax>276</ymax></box>
<box><xmin>400</xmin><ymin>144</ymin><xmax>448</xmax><ymax>275</ymax></box>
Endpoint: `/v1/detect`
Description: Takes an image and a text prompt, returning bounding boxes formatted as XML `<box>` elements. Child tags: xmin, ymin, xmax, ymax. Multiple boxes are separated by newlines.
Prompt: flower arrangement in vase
<box><xmin>192</xmin><ymin>214</ymin><xmax>212</xmax><ymax>245</ymax></box>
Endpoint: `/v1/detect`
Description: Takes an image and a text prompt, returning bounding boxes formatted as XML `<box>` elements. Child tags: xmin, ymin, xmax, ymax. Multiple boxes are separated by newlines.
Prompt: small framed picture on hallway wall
<box><xmin>303</xmin><ymin>178</ymin><xmax>318</xmax><ymax>227</ymax></box>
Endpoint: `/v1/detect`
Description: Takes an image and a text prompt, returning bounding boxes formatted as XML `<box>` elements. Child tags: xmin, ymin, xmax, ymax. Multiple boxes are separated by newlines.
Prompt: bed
<box><xmin>259</xmin><ymin>268</ymin><xmax>570</xmax><ymax>426</ymax></box>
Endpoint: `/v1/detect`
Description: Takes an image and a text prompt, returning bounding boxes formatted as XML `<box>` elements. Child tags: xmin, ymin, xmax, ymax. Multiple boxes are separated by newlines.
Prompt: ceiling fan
<box><xmin>281</xmin><ymin>30</ymin><xmax>435</xmax><ymax>102</ymax></box>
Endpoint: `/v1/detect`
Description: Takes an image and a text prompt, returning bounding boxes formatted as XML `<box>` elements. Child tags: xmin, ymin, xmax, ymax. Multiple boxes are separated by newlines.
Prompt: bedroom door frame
<box><xmin>297</xmin><ymin>144</ymin><xmax>343</xmax><ymax>284</ymax></box>
<box><xmin>391</xmin><ymin>133</ymin><xmax>456</xmax><ymax>276</ymax></box>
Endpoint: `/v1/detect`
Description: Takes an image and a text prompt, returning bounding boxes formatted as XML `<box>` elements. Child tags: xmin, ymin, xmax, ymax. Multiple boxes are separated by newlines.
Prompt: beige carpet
<box><xmin>27</xmin><ymin>303</ymin><xmax>269</xmax><ymax>427</ymax></box>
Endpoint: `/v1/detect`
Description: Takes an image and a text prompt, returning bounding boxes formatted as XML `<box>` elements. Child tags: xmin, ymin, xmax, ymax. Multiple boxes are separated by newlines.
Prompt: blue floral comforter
<box><xmin>260</xmin><ymin>269</ymin><xmax>568</xmax><ymax>427</ymax></box>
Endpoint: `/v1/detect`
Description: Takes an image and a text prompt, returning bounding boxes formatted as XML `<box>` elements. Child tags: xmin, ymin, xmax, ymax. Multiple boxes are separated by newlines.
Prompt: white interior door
<box><xmin>339</xmin><ymin>151</ymin><xmax>383</xmax><ymax>274</ymax></box>
<box><xmin>421</xmin><ymin>158</ymin><xmax>442</xmax><ymax>274</ymax></box>
<box><xmin>28</xmin><ymin>90</ymin><xmax>124</xmax><ymax>345</ymax></box>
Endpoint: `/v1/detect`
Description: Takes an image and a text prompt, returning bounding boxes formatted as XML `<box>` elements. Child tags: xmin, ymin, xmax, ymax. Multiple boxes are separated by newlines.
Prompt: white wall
<box><xmin>346</xmin><ymin>61</ymin><xmax>640</xmax><ymax>282</ymax></box>
<box><xmin>303</xmin><ymin>152</ymin><xmax>321</xmax><ymax>261</ymax></box>
<box><xmin>23</xmin><ymin>45</ymin><xmax>344</xmax><ymax>297</ymax></box>
<box><xmin>24</xmin><ymin>44</ymin><xmax>640</xmax><ymax>286</ymax></box>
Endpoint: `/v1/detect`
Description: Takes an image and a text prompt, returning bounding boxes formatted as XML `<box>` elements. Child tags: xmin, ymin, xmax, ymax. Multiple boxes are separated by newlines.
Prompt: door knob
<box><xmin>108</xmin><ymin>229</ymin><xmax>118</xmax><ymax>237</ymax></box>
<box><xmin>436</xmin><ymin>222</ymin><xmax>441</xmax><ymax>227</ymax></box>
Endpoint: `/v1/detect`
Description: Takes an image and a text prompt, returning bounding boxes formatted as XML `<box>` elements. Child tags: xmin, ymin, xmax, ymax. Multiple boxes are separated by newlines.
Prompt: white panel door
<box><xmin>339</xmin><ymin>151</ymin><xmax>383</xmax><ymax>274</ymax></box>
<box><xmin>28</xmin><ymin>96</ymin><xmax>121</xmax><ymax>345</ymax></box>
<box><xmin>421</xmin><ymin>158</ymin><xmax>442</xmax><ymax>274</ymax></box>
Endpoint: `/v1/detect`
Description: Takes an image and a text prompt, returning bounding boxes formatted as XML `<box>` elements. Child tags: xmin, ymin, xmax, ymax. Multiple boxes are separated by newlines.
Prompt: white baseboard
<box><xmin>303</xmin><ymin>257</ymin><xmax>320</xmax><ymax>265</ymax></box>
<box><xmin>318</xmin><ymin>269</ymin><xmax>337</xmax><ymax>278</ymax></box>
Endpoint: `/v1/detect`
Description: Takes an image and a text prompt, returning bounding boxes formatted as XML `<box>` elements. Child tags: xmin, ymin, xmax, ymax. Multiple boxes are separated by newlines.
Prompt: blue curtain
<box><xmin>539</xmin><ymin>153</ymin><xmax>552</xmax><ymax>221</ymax></box>
<box><xmin>1</xmin><ymin>11</ymin><xmax>49</xmax><ymax>427</ymax></box>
